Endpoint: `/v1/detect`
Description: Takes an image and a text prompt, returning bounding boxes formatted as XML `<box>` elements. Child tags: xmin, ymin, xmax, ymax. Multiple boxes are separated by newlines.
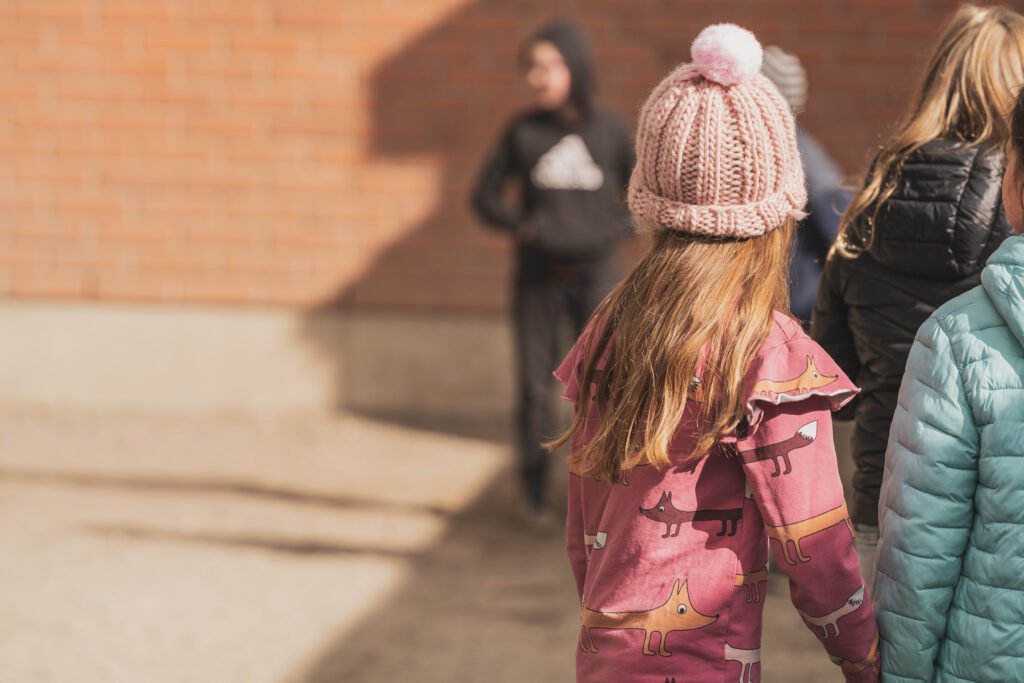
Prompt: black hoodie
<box><xmin>471</xmin><ymin>21</ymin><xmax>635</xmax><ymax>262</ymax></box>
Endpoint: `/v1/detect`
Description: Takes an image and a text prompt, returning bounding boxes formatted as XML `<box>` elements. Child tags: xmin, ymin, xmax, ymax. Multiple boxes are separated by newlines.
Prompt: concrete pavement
<box><xmin>0</xmin><ymin>401</ymin><xmax>852</xmax><ymax>682</ymax></box>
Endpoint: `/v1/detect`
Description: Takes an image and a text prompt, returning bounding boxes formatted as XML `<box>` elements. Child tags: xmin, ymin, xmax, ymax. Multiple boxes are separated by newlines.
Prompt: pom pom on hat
<box><xmin>627</xmin><ymin>22</ymin><xmax>807</xmax><ymax>238</ymax></box>
<box><xmin>691</xmin><ymin>24</ymin><xmax>763</xmax><ymax>86</ymax></box>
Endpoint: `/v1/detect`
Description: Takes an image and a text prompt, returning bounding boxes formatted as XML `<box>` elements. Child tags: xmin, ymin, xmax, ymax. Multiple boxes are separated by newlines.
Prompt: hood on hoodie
<box><xmin>523</xmin><ymin>20</ymin><xmax>595</xmax><ymax>116</ymax></box>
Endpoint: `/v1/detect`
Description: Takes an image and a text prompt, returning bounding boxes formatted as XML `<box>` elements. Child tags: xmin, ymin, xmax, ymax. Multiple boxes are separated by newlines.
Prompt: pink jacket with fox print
<box><xmin>554</xmin><ymin>311</ymin><xmax>879</xmax><ymax>683</ymax></box>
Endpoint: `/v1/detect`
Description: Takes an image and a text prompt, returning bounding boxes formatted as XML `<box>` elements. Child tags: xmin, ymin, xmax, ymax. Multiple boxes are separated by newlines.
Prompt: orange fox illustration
<box><xmin>688</xmin><ymin>376</ymin><xmax>706</xmax><ymax>403</ymax></box>
<box><xmin>764</xmin><ymin>503</ymin><xmax>854</xmax><ymax>565</ymax></box>
<box><xmin>751</xmin><ymin>355</ymin><xmax>838</xmax><ymax>398</ymax></box>
<box><xmin>829</xmin><ymin>631</ymin><xmax>880</xmax><ymax>676</ymax></box>
<box><xmin>734</xmin><ymin>565</ymin><xmax>769</xmax><ymax>603</ymax></box>
<box><xmin>580</xmin><ymin>579</ymin><xmax>718</xmax><ymax>656</ymax></box>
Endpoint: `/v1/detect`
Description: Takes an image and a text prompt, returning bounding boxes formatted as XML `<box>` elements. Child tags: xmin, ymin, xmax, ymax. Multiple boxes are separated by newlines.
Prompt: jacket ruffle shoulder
<box><xmin>553</xmin><ymin>318</ymin><xmax>605</xmax><ymax>404</ymax></box>
<box><xmin>740</xmin><ymin>312</ymin><xmax>860</xmax><ymax>436</ymax></box>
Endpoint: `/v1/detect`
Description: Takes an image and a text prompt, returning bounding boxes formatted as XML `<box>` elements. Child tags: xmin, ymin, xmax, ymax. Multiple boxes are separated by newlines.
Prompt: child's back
<box><xmin>559</xmin><ymin>313</ymin><xmax>875</xmax><ymax>682</ymax></box>
<box><xmin>550</xmin><ymin>24</ymin><xmax>879</xmax><ymax>683</ymax></box>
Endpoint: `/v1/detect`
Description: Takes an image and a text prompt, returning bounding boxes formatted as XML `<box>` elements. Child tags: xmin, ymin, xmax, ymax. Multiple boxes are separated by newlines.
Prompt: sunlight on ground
<box><xmin>0</xmin><ymin>406</ymin><xmax>507</xmax><ymax>683</ymax></box>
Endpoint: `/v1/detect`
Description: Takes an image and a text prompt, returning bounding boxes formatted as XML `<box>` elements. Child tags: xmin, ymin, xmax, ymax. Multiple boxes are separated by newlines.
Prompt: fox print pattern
<box><xmin>829</xmin><ymin>632</ymin><xmax>880</xmax><ymax>676</ymax></box>
<box><xmin>580</xmin><ymin>579</ymin><xmax>717</xmax><ymax>657</ymax></box>
<box><xmin>688</xmin><ymin>376</ymin><xmax>706</xmax><ymax>403</ymax></box>
<box><xmin>583</xmin><ymin>531</ymin><xmax>607</xmax><ymax>560</ymax></box>
<box><xmin>639</xmin><ymin>491</ymin><xmax>743</xmax><ymax>538</ymax></box>
<box><xmin>733</xmin><ymin>566</ymin><xmax>769</xmax><ymax>604</ymax></box>
<box><xmin>724</xmin><ymin>643</ymin><xmax>761</xmax><ymax>683</ymax></box>
<box><xmin>738</xmin><ymin>421</ymin><xmax>817</xmax><ymax>476</ymax></box>
<box><xmin>575</xmin><ymin>360</ymin><xmax>612</xmax><ymax>402</ymax></box>
<box><xmin>751</xmin><ymin>355</ymin><xmax>838</xmax><ymax>398</ymax></box>
<box><xmin>798</xmin><ymin>584</ymin><xmax>866</xmax><ymax>639</ymax></box>
<box><xmin>764</xmin><ymin>503</ymin><xmax>854</xmax><ymax>565</ymax></box>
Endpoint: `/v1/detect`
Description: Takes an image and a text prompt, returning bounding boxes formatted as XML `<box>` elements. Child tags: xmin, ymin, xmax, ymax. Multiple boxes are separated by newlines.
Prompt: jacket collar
<box><xmin>982</xmin><ymin>234</ymin><xmax>1024</xmax><ymax>346</ymax></box>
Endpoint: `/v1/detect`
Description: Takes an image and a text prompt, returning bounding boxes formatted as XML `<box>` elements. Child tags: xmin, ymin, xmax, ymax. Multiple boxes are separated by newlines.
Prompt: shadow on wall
<box><xmin>295</xmin><ymin>0</ymin><xmax>691</xmax><ymax>440</ymax></box>
<box><xmin>296</xmin><ymin>0</ymin><xmax>939</xmax><ymax>440</ymax></box>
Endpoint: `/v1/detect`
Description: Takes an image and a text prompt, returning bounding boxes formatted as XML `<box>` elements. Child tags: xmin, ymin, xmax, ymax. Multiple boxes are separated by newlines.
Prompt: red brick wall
<box><xmin>0</xmin><ymin>0</ymin><xmax>974</xmax><ymax>310</ymax></box>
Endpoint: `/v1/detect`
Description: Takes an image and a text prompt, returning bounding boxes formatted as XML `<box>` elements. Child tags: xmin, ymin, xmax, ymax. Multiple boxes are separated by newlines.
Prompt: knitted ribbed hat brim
<box><xmin>629</xmin><ymin>183</ymin><xmax>807</xmax><ymax>239</ymax></box>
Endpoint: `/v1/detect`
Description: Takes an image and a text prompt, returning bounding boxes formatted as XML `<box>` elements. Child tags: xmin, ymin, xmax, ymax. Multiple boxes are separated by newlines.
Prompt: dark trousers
<box><xmin>513</xmin><ymin>251</ymin><xmax>620</xmax><ymax>510</ymax></box>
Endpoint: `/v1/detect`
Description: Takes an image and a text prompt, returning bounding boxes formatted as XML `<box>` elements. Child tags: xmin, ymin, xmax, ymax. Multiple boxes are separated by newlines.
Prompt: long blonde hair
<box><xmin>546</xmin><ymin>220</ymin><xmax>795</xmax><ymax>482</ymax></box>
<box><xmin>835</xmin><ymin>4</ymin><xmax>1024</xmax><ymax>258</ymax></box>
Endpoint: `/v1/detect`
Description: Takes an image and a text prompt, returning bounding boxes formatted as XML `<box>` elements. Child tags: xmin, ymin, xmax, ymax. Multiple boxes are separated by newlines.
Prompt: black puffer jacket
<box><xmin>812</xmin><ymin>139</ymin><xmax>1013</xmax><ymax>527</ymax></box>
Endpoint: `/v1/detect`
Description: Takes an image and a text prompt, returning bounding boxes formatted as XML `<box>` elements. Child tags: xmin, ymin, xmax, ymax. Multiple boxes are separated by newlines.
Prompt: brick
<box><xmin>100</xmin><ymin>52</ymin><xmax>173</xmax><ymax>77</ymax></box>
<box><xmin>15</xmin><ymin>0</ymin><xmax>97</xmax><ymax>21</ymax></box>
<box><xmin>176</xmin><ymin>1</ymin><xmax>269</xmax><ymax>24</ymax></box>
<box><xmin>0</xmin><ymin>25</ymin><xmax>46</xmax><ymax>45</ymax></box>
<box><xmin>142</xmin><ymin>25</ymin><xmax>219</xmax><ymax>50</ymax></box>
<box><xmin>229</xmin><ymin>28</ymin><xmax>306</xmax><ymax>53</ymax></box>
<box><xmin>101</xmin><ymin>1</ymin><xmax>175</xmax><ymax>22</ymax></box>
<box><xmin>14</xmin><ymin>49</ymin><xmax>101</xmax><ymax>73</ymax></box>
<box><xmin>181</xmin><ymin>55</ymin><xmax>257</xmax><ymax>78</ymax></box>
<box><xmin>271</xmin><ymin>4</ymin><xmax>348</xmax><ymax>27</ymax></box>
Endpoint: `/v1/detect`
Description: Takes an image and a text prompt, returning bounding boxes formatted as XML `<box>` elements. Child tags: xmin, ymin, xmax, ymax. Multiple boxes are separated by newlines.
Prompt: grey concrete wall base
<box><xmin>0</xmin><ymin>301</ymin><xmax>514</xmax><ymax>418</ymax></box>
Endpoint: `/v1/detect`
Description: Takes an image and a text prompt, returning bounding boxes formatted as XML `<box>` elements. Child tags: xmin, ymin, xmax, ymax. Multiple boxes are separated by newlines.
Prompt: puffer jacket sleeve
<box><xmin>875</xmin><ymin>316</ymin><xmax>979</xmax><ymax>682</ymax></box>
<box><xmin>812</xmin><ymin>255</ymin><xmax>860</xmax><ymax>419</ymax></box>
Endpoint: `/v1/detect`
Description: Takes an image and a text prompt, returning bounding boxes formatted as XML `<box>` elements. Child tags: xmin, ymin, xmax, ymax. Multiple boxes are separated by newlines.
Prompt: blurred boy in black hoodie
<box><xmin>471</xmin><ymin>20</ymin><xmax>634</xmax><ymax>519</ymax></box>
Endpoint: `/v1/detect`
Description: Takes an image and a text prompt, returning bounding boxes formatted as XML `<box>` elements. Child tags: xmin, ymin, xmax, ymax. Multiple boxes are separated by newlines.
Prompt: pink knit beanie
<box><xmin>628</xmin><ymin>24</ymin><xmax>807</xmax><ymax>238</ymax></box>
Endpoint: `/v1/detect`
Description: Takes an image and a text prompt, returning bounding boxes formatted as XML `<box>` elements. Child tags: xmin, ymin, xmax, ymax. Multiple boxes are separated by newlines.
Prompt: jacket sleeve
<box><xmin>812</xmin><ymin>256</ymin><xmax>860</xmax><ymax>419</ymax></box>
<box><xmin>738</xmin><ymin>398</ymin><xmax>879</xmax><ymax>682</ymax></box>
<box><xmin>470</xmin><ymin>123</ymin><xmax>523</xmax><ymax>232</ymax></box>
<box><xmin>875</xmin><ymin>317</ymin><xmax>978</xmax><ymax>683</ymax></box>
<box><xmin>554</xmin><ymin>342</ymin><xmax>588</xmax><ymax>602</ymax></box>
<box><xmin>566</xmin><ymin>474</ymin><xmax>587</xmax><ymax>602</ymax></box>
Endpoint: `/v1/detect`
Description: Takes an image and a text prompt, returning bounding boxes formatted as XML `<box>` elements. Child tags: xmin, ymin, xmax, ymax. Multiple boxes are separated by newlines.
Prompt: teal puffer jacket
<box><xmin>876</xmin><ymin>234</ymin><xmax>1024</xmax><ymax>682</ymax></box>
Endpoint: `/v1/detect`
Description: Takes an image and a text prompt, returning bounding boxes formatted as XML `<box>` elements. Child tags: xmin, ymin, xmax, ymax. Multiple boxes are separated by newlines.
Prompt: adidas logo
<box><xmin>530</xmin><ymin>134</ymin><xmax>604</xmax><ymax>191</ymax></box>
